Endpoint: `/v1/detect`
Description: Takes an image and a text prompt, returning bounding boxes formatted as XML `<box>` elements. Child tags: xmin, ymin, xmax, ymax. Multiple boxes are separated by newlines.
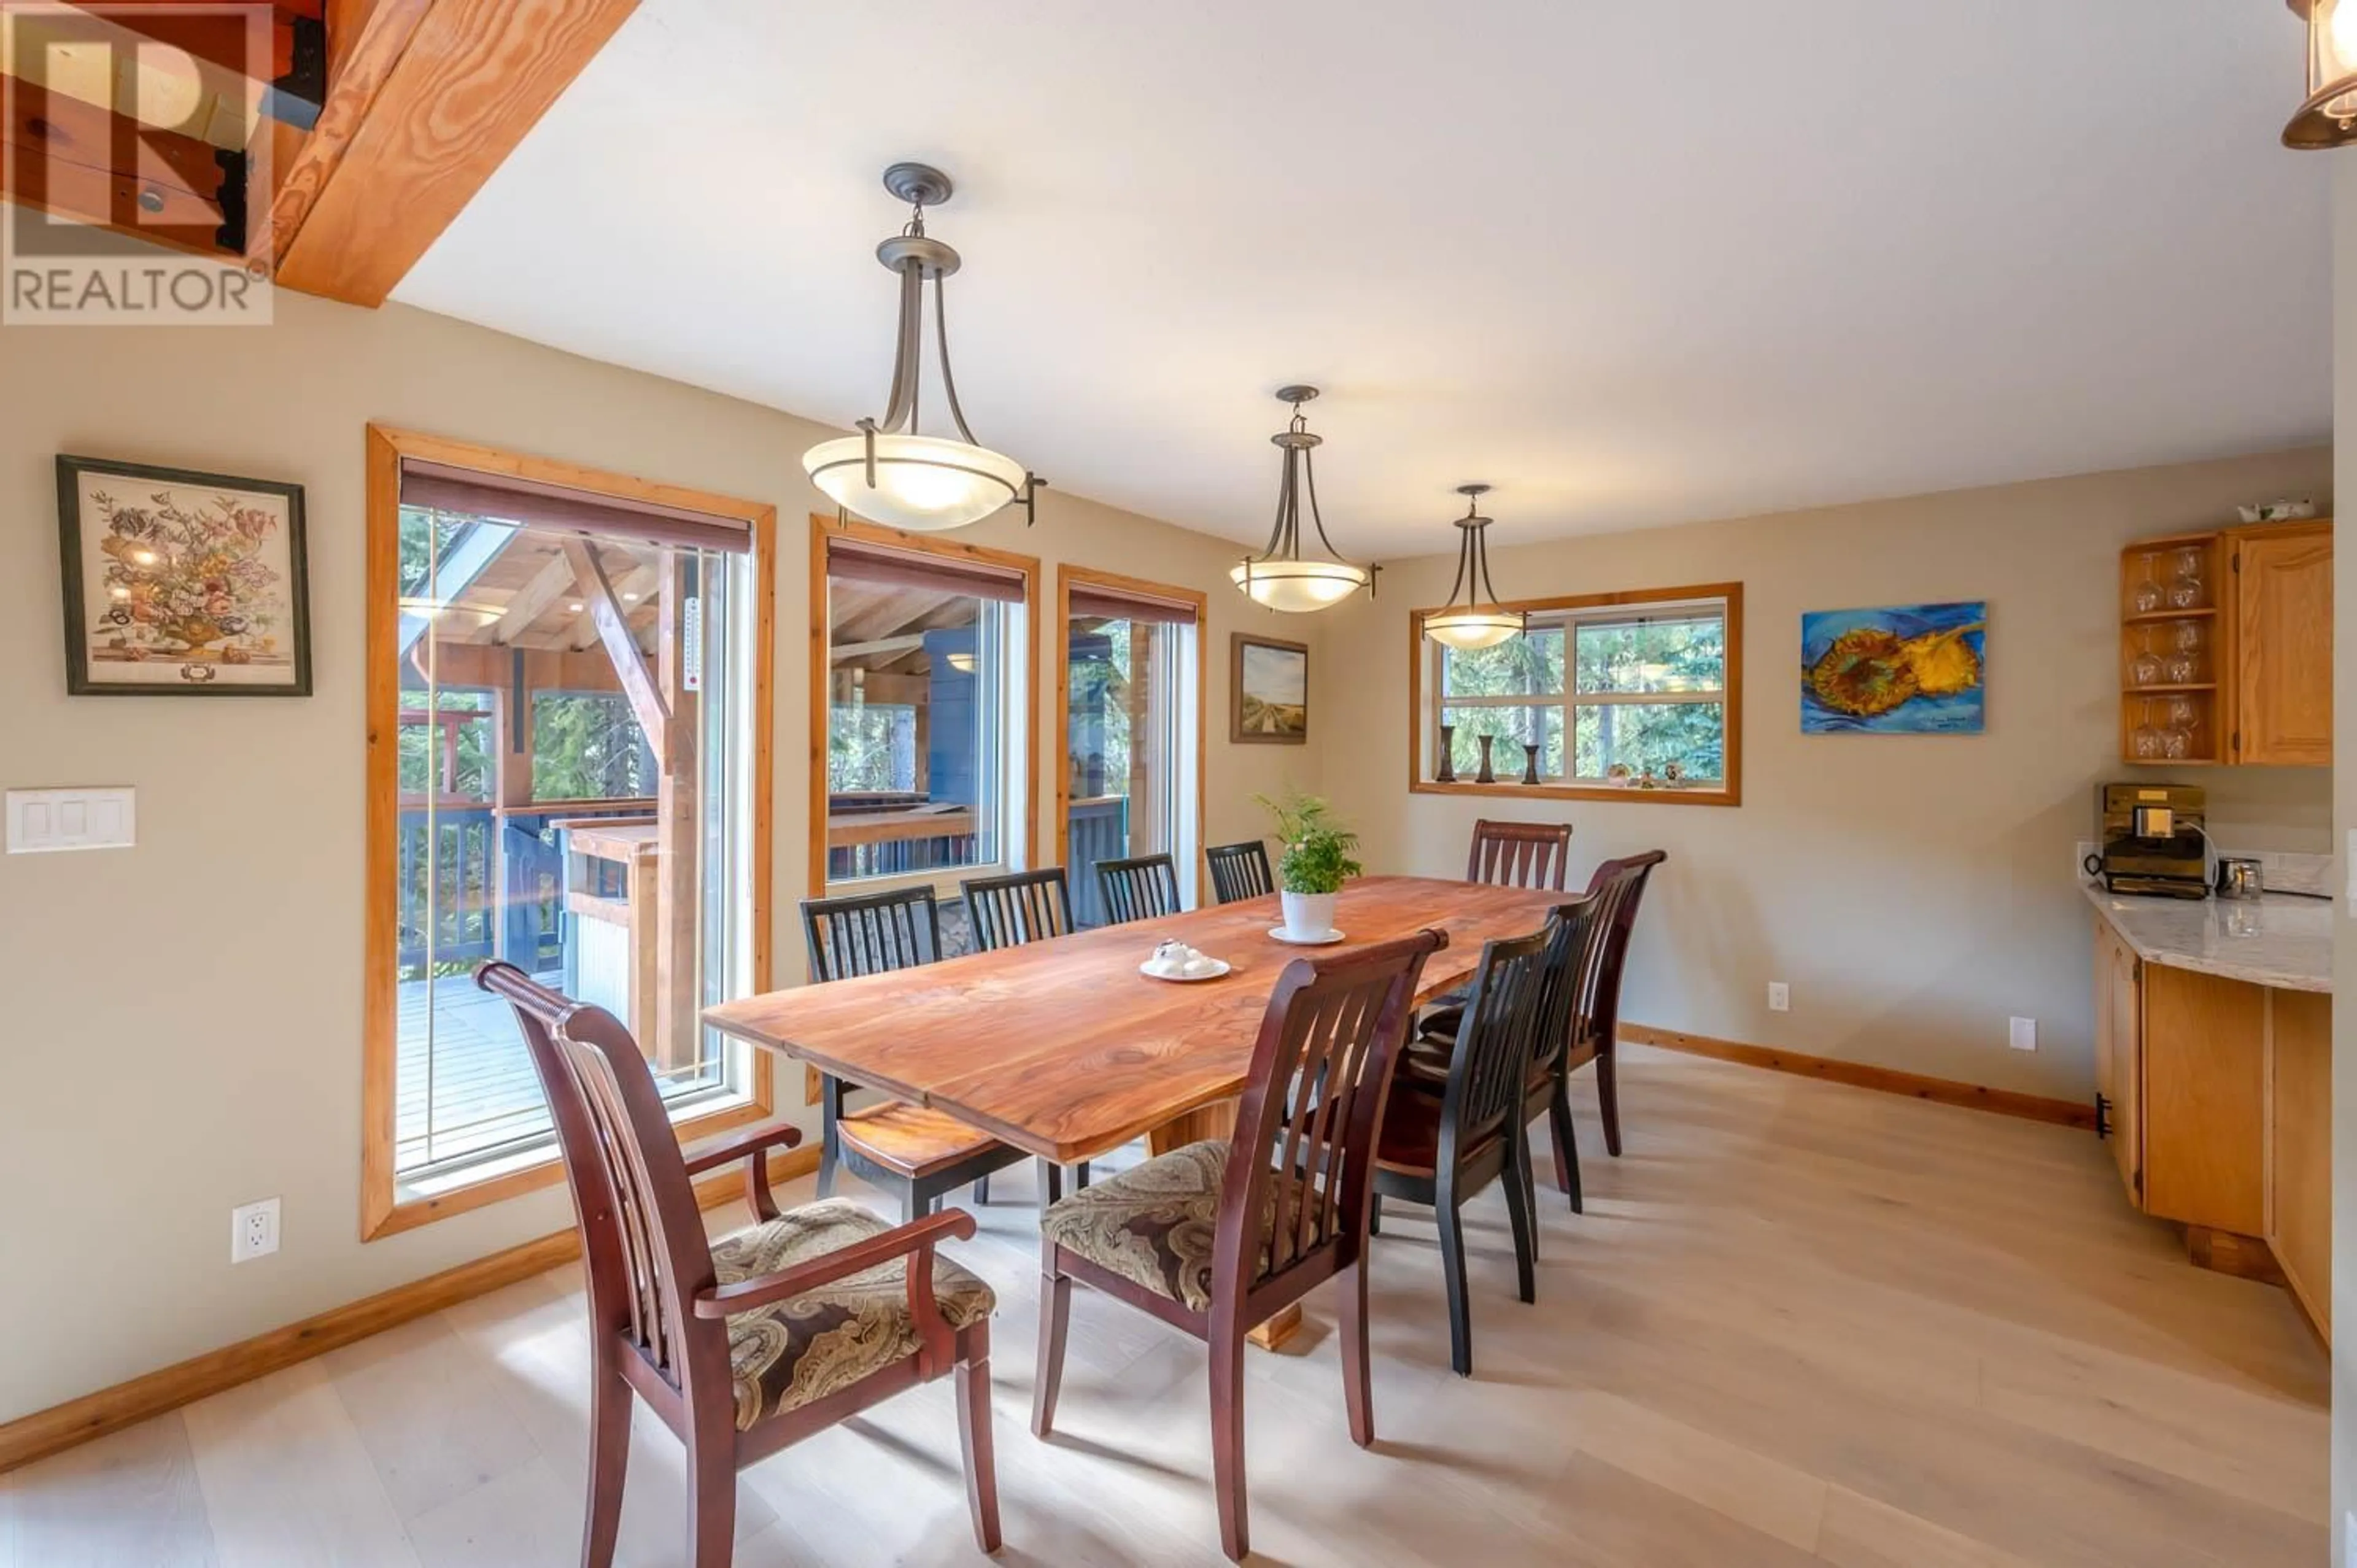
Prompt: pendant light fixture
<box><xmin>803</xmin><ymin>163</ymin><xmax>1040</xmax><ymax>531</ymax></box>
<box><xmin>1420</xmin><ymin>484</ymin><xmax>1526</xmax><ymax>651</ymax></box>
<box><xmin>1229</xmin><ymin>386</ymin><xmax>1373</xmax><ymax>612</ymax></box>
<box><xmin>2285</xmin><ymin>0</ymin><xmax>2357</xmax><ymax>148</ymax></box>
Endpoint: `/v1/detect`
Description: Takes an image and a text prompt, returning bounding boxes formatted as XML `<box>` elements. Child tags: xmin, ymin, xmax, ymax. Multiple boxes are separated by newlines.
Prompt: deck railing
<box><xmin>1067</xmin><ymin>795</ymin><xmax>1131</xmax><ymax>927</ymax></box>
<box><xmin>396</xmin><ymin>801</ymin><xmax>650</xmax><ymax>978</ymax></box>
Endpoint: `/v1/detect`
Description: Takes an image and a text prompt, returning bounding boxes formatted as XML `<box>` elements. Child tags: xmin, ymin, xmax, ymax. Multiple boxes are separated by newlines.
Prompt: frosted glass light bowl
<box><xmin>803</xmin><ymin>433</ymin><xmax>1028</xmax><ymax>532</ymax></box>
<box><xmin>1229</xmin><ymin>558</ymin><xmax>1370</xmax><ymax>612</ymax></box>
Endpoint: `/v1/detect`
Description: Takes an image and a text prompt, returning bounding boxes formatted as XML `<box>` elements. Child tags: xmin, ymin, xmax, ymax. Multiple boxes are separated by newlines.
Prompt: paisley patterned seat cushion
<box><xmin>1040</xmin><ymin>1140</ymin><xmax>1264</xmax><ymax>1315</ymax></box>
<box><xmin>716</xmin><ymin>1199</ymin><xmax>995</xmax><ymax>1431</ymax></box>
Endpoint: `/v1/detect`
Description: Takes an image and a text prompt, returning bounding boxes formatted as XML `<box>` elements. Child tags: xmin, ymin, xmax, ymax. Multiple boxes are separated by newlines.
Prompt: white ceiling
<box><xmin>394</xmin><ymin>0</ymin><xmax>2333</xmax><ymax>560</ymax></box>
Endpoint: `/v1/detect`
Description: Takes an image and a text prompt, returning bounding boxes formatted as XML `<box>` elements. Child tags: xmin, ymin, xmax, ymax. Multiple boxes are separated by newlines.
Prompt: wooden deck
<box><xmin>396</xmin><ymin>976</ymin><xmax>552</xmax><ymax>1172</ymax></box>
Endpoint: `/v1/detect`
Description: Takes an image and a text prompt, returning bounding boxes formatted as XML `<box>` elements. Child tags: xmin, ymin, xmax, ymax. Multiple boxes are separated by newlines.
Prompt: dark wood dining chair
<box><xmin>1204</xmin><ymin>840</ymin><xmax>1275</xmax><ymax>905</ymax></box>
<box><xmin>1568</xmin><ymin>850</ymin><xmax>1667</xmax><ymax>1161</ymax></box>
<box><xmin>1467</xmin><ymin>817</ymin><xmax>1574</xmax><ymax>890</ymax></box>
<box><xmin>474</xmin><ymin>962</ymin><xmax>1001</xmax><ymax>1568</ymax></box>
<box><xmin>802</xmin><ymin>888</ymin><xmax>1032</xmax><ymax>1220</ymax></box>
<box><xmin>957</xmin><ymin>867</ymin><xmax>1091</xmax><ymax>1195</ymax></box>
<box><xmin>1403</xmin><ymin>895</ymin><xmax>1604</xmax><ymax>1213</ymax></box>
<box><xmin>1371</xmin><ymin>924</ymin><xmax>1554</xmax><ymax>1377</ymax></box>
<box><xmin>1029</xmin><ymin>929</ymin><xmax>1447</xmax><ymax>1562</ymax></box>
<box><xmin>1096</xmin><ymin>852</ymin><xmax>1183</xmax><ymax>924</ymax></box>
<box><xmin>961</xmin><ymin>867</ymin><xmax>1078</xmax><ymax>950</ymax></box>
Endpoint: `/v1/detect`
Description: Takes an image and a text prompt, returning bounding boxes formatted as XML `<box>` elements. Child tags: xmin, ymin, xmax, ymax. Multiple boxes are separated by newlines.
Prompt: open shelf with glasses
<box><xmin>2118</xmin><ymin>530</ymin><xmax>2229</xmax><ymax>765</ymax></box>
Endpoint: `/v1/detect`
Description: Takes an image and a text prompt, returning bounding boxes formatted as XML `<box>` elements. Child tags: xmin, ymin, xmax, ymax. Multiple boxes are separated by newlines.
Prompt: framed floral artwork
<box><xmin>56</xmin><ymin>455</ymin><xmax>312</xmax><ymax>696</ymax></box>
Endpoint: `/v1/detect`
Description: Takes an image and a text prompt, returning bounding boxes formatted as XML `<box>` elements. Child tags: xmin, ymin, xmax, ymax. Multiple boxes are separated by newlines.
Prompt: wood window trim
<box><xmin>1405</xmin><ymin>580</ymin><xmax>1744</xmax><ymax>808</ymax></box>
<box><xmin>363</xmin><ymin>425</ymin><xmax>779</xmax><ymax>1241</ymax></box>
<box><xmin>1054</xmin><ymin>564</ymin><xmax>1211</xmax><ymax>907</ymax></box>
<box><xmin>807</xmin><ymin>513</ymin><xmax>1045</xmax><ymax>1103</ymax></box>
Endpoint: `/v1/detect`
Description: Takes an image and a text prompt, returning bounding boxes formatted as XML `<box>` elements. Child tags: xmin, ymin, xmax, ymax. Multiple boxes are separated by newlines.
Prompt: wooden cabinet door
<box><xmin>2234</xmin><ymin>525</ymin><xmax>2332</xmax><ymax>767</ymax></box>
<box><xmin>2105</xmin><ymin>935</ymin><xmax>2143</xmax><ymax>1206</ymax></box>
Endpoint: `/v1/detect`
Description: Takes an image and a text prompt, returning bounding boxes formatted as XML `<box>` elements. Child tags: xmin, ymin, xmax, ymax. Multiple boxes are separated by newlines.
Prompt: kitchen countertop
<box><xmin>2083</xmin><ymin>881</ymin><xmax>2332</xmax><ymax>994</ymax></box>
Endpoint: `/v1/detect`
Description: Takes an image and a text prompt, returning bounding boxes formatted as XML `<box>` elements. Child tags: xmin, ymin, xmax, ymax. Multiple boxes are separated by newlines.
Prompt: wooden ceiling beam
<box><xmin>0</xmin><ymin>76</ymin><xmax>238</xmax><ymax>255</ymax></box>
<box><xmin>274</xmin><ymin>0</ymin><xmax>637</xmax><ymax>306</ymax></box>
<box><xmin>482</xmin><ymin>550</ymin><xmax>574</xmax><ymax>645</ymax></box>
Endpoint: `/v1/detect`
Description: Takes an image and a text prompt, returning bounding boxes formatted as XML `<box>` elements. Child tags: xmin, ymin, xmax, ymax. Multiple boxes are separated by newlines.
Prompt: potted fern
<box><xmin>1256</xmin><ymin>790</ymin><xmax>1363</xmax><ymax>941</ymax></box>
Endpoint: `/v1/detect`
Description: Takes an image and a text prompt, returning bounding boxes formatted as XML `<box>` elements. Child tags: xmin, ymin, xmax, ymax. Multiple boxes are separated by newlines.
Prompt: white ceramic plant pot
<box><xmin>1280</xmin><ymin>890</ymin><xmax>1337</xmax><ymax>941</ymax></box>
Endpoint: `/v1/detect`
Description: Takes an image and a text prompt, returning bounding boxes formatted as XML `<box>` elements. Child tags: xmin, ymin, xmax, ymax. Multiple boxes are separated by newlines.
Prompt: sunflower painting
<box><xmin>1800</xmin><ymin>601</ymin><xmax>1984</xmax><ymax>735</ymax></box>
<box><xmin>56</xmin><ymin>455</ymin><xmax>311</xmax><ymax>696</ymax></box>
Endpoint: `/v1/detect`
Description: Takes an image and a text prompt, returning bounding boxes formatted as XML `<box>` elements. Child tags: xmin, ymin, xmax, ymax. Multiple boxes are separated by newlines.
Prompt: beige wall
<box><xmin>1320</xmin><ymin>447</ymin><xmax>2333</xmax><ymax>1105</ymax></box>
<box><xmin>0</xmin><ymin>292</ymin><xmax>1326</xmax><ymax>1423</ymax></box>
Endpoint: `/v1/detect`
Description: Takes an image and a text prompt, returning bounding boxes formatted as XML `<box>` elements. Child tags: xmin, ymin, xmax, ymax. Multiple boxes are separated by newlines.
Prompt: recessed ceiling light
<box><xmin>568</xmin><ymin>601</ymin><xmax>584</xmax><ymax>612</ymax></box>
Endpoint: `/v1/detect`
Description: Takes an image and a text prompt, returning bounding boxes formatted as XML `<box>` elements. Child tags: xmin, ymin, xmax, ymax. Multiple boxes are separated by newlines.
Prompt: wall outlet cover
<box><xmin>231</xmin><ymin>1197</ymin><xmax>280</xmax><ymax>1264</ymax></box>
<box><xmin>1767</xmin><ymin>981</ymin><xmax>1790</xmax><ymax>1013</ymax></box>
<box><xmin>2008</xmin><ymin>1016</ymin><xmax>2038</xmax><ymax>1052</ymax></box>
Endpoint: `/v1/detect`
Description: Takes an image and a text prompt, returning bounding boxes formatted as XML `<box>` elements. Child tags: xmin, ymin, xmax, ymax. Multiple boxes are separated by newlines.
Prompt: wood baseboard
<box><xmin>1620</xmin><ymin>1024</ymin><xmax>2098</xmax><ymax>1132</ymax></box>
<box><xmin>0</xmin><ymin>1146</ymin><xmax>815</xmax><ymax>1477</ymax></box>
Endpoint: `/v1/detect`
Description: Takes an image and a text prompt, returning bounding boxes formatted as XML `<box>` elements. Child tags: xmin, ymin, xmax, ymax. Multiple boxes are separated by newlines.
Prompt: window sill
<box><xmin>1410</xmin><ymin>779</ymin><xmax>1741</xmax><ymax>808</ymax></box>
<box><xmin>363</xmin><ymin>1092</ymin><xmax>774</xmax><ymax>1242</ymax></box>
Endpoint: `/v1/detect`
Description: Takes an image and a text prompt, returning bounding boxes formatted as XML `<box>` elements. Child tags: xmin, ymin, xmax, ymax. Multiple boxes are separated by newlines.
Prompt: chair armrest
<box><xmin>682</xmin><ymin>1121</ymin><xmax>804</xmax><ymax>1222</ymax></box>
<box><xmin>693</xmin><ymin>1207</ymin><xmax>977</xmax><ymax>1375</ymax></box>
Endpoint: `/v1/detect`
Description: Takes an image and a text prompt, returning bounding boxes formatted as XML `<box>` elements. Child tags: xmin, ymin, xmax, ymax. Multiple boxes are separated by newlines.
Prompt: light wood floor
<box><xmin>1</xmin><ymin>1044</ymin><xmax>2328</xmax><ymax>1567</ymax></box>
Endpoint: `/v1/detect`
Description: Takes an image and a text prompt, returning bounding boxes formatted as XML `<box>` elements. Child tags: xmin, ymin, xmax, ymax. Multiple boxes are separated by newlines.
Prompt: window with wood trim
<box><xmin>366</xmin><ymin>428</ymin><xmax>776</xmax><ymax>1238</ymax></box>
<box><xmin>1058</xmin><ymin>569</ymin><xmax>1207</xmax><ymax>924</ymax></box>
<box><xmin>1412</xmin><ymin>583</ymin><xmax>1743</xmax><ymax>805</ymax></box>
<box><xmin>816</xmin><ymin>520</ymin><xmax>1038</xmax><ymax>898</ymax></box>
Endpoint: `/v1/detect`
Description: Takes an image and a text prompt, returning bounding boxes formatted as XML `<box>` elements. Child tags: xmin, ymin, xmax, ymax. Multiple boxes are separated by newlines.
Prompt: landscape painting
<box><xmin>56</xmin><ymin>455</ymin><xmax>311</xmax><ymax>696</ymax></box>
<box><xmin>1231</xmin><ymin>631</ymin><xmax>1309</xmax><ymax>744</ymax></box>
<box><xmin>1800</xmin><ymin>601</ymin><xmax>1985</xmax><ymax>735</ymax></box>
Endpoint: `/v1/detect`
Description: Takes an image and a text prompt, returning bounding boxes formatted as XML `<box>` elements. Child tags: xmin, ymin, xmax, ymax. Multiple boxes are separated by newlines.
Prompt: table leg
<box><xmin>1148</xmin><ymin>1097</ymin><xmax>1304</xmax><ymax>1352</ymax></box>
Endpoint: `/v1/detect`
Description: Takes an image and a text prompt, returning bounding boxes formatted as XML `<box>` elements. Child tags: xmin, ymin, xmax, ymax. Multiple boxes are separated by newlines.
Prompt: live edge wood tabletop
<box><xmin>704</xmin><ymin>875</ymin><xmax>1565</xmax><ymax>1165</ymax></box>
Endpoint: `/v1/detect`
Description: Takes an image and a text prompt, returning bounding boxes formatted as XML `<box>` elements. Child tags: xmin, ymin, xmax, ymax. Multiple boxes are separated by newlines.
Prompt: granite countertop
<box><xmin>2082</xmin><ymin>881</ymin><xmax>2332</xmax><ymax>994</ymax></box>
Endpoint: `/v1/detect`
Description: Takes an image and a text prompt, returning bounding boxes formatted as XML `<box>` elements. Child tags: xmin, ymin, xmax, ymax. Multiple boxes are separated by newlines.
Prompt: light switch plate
<box><xmin>6</xmin><ymin>787</ymin><xmax>134</xmax><ymax>853</ymax></box>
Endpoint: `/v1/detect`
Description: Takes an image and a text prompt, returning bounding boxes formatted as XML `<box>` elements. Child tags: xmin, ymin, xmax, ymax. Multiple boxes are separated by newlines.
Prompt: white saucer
<box><xmin>1140</xmin><ymin>957</ymin><xmax>1232</xmax><ymax>982</ymax></box>
<box><xmin>1267</xmin><ymin>926</ymin><xmax>1346</xmax><ymax>947</ymax></box>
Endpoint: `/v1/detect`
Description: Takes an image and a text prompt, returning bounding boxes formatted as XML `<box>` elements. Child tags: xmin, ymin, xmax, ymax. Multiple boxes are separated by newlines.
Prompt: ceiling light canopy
<box><xmin>1420</xmin><ymin>484</ymin><xmax>1526</xmax><ymax>651</ymax></box>
<box><xmin>1229</xmin><ymin>386</ymin><xmax>1373</xmax><ymax>612</ymax></box>
<box><xmin>803</xmin><ymin>163</ymin><xmax>1040</xmax><ymax>531</ymax></box>
<box><xmin>2285</xmin><ymin>0</ymin><xmax>2357</xmax><ymax>147</ymax></box>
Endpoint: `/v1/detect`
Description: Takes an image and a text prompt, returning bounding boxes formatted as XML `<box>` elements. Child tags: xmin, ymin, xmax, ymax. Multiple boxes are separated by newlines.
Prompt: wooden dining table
<box><xmin>702</xmin><ymin>874</ymin><xmax>1567</xmax><ymax>1345</ymax></box>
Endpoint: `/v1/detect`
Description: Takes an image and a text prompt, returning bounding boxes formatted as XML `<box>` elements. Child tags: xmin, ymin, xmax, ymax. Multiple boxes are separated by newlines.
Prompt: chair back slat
<box><xmin>961</xmin><ymin>867</ymin><xmax>1077</xmax><ymax>951</ymax></box>
<box><xmin>802</xmin><ymin>886</ymin><xmax>942</xmax><ymax>982</ymax></box>
<box><xmin>1579</xmin><ymin>850</ymin><xmax>1666</xmax><ymax>1047</ymax></box>
<box><xmin>1467</xmin><ymin>818</ymin><xmax>1573</xmax><ymax>890</ymax></box>
<box><xmin>1204</xmin><ymin>840</ymin><xmax>1275</xmax><ymax>905</ymax></box>
<box><xmin>1528</xmin><ymin>894</ymin><xmax>1603</xmax><ymax>1079</ymax></box>
<box><xmin>1213</xmin><ymin>930</ymin><xmax>1445</xmax><ymax>1297</ymax></box>
<box><xmin>1438</xmin><ymin>927</ymin><xmax>1555</xmax><ymax>1156</ymax></box>
<box><xmin>1096</xmin><ymin>853</ymin><xmax>1183</xmax><ymax>925</ymax></box>
<box><xmin>476</xmin><ymin>963</ymin><xmax>727</xmax><ymax>1400</ymax></box>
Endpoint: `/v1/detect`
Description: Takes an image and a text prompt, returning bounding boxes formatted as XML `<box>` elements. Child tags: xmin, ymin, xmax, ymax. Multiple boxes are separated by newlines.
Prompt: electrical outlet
<box><xmin>231</xmin><ymin>1197</ymin><xmax>280</xmax><ymax>1264</ymax></box>
<box><xmin>2074</xmin><ymin>840</ymin><xmax>2096</xmax><ymax>881</ymax></box>
<box><xmin>1767</xmin><ymin>981</ymin><xmax>1790</xmax><ymax>1013</ymax></box>
<box><xmin>2009</xmin><ymin>1016</ymin><xmax>2038</xmax><ymax>1052</ymax></box>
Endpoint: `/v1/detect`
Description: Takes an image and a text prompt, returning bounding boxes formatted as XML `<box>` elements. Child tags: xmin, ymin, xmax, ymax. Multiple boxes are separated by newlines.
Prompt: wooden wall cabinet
<box><xmin>2118</xmin><ymin>520</ymin><xmax>2332</xmax><ymax>767</ymax></box>
<box><xmin>2090</xmin><ymin>913</ymin><xmax>2331</xmax><ymax>1341</ymax></box>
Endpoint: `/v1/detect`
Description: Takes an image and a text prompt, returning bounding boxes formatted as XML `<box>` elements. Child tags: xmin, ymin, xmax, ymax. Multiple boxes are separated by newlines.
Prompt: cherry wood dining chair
<box><xmin>475</xmin><ymin>962</ymin><xmax>1001</xmax><ymax>1568</ymax></box>
<box><xmin>1467</xmin><ymin>817</ymin><xmax>1574</xmax><ymax>890</ymax></box>
<box><xmin>802</xmin><ymin>887</ymin><xmax>1032</xmax><ymax>1221</ymax></box>
<box><xmin>1029</xmin><ymin>929</ymin><xmax>1447</xmax><ymax>1562</ymax></box>
<box><xmin>961</xmin><ymin>866</ymin><xmax>1078</xmax><ymax>949</ymax></box>
<box><xmin>1371</xmin><ymin>924</ymin><xmax>1554</xmax><ymax>1377</ymax></box>
<box><xmin>1568</xmin><ymin>850</ymin><xmax>1667</xmax><ymax>1161</ymax></box>
<box><xmin>1096</xmin><ymin>851</ymin><xmax>1183</xmax><ymax>924</ymax></box>
<box><xmin>1203</xmin><ymin>840</ymin><xmax>1275</xmax><ymax>905</ymax></box>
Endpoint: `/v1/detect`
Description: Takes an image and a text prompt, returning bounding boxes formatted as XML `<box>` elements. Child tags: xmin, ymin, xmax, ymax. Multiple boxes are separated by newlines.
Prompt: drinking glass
<box><xmin>2131</xmin><ymin>700</ymin><xmax>2164</xmax><ymax>760</ymax></box>
<box><xmin>2131</xmin><ymin>552</ymin><xmax>2165</xmax><ymax>614</ymax></box>
<box><xmin>2167</xmin><ymin>545</ymin><xmax>2205</xmax><ymax>610</ymax></box>
<box><xmin>2162</xmin><ymin>695</ymin><xmax>2197</xmax><ymax>759</ymax></box>
<box><xmin>2162</xmin><ymin>619</ymin><xmax>2202</xmax><ymax>684</ymax></box>
<box><xmin>2127</xmin><ymin>627</ymin><xmax>2162</xmax><ymax>687</ymax></box>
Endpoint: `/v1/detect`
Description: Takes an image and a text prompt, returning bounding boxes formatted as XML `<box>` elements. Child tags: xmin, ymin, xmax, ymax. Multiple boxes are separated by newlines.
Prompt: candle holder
<box><xmin>1435</xmin><ymin>722</ymin><xmax>1457</xmax><ymax>783</ymax></box>
<box><xmin>1520</xmin><ymin>742</ymin><xmax>1541</xmax><ymax>785</ymax></box>
<box><xmin>1475</xmin><ymin>733</ymin><xmax>1496</xmax><ymax>784</ymax></box>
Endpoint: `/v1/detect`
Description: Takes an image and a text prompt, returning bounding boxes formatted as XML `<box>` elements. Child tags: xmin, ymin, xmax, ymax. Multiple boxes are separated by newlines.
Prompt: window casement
<box><xmin>1411</xmin><ymin>582</ymin><xmax>1743</xmax><ymax>806</ymax></box>
<box><xmin>365</xmin><ymin>427</ymin><xmax>777</xmax><ymax>1239</ymax></box>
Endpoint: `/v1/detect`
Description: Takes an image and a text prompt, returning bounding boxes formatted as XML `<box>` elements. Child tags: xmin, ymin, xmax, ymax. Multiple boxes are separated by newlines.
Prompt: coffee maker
<box><xmin>2086</xmin><ymin>784</ymin><xmax>2208</xmax><ymax>899</ymax></box>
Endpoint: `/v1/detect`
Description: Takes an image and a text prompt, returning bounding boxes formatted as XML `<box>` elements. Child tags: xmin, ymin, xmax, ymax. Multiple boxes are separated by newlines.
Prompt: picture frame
<box><xmin>1800</xmin><ymin>600</ymin><xmax>1984</xmax><ymax>735</ymax></box>
<box><xmin>1231</xmin><ymin>630</ymin><xmax>1309</xmax><ymax>744</ymax></box>
<box><xmin>56</xmin><ymin>454</ymin><xmax>312</xmax><ymax>697</ymax></box>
